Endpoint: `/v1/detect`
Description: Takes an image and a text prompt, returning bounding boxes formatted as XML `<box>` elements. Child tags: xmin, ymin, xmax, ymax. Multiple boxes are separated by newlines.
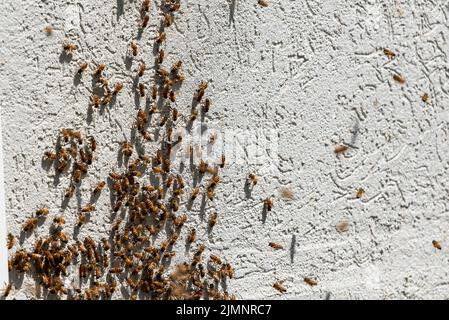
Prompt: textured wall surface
<box><xmin>1</xmin><ymin>0</ymin><xmax>449</xmax><ymax>300</ymax></box>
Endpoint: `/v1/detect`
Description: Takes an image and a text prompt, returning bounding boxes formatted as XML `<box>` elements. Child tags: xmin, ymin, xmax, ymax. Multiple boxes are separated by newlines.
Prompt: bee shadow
<box><xmin>73</xmin><ymin>72</ymin><xmax>82</xmax><ymax>86</ymax></box>
<box><xmin>199</xmin><ymin>193</ymin><xmax>207</xmax><ymax>222</ymax></box>
<box><xmin>290</xmin><ymin>234</ymin><xmax>296</xmax><ymax>264</ymax></box>
<box><xmin>117</xmin><ymin>0</ymin><xmax>124</xmax><ymax>19</ymax></box>
<box><xmin>59</xmin><ymin>52</ymin><xmax>73</xmax><ymax>64</ymax></box>
<box><xmin>261</xmin><ymin>205</ymin><xmax>268</xmax><ymax>224</ymax></box>
<box><xmin>244</xmin><ymin>181</ymin><xmax>253</xmax><ymax>198</ymax></box>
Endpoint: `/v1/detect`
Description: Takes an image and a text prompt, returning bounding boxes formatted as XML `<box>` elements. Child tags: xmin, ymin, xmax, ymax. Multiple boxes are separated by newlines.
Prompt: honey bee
<box><xmin>383</xmin><ymin>48</ymin><xmax>396</xmax><ymax>59</ymax></box>
<box><xmin>93</xmin><ymin>181</ymin><xmax>106</xmax><ymax>194</ymax></box>
<box><xmin>113</xmin><ymin>82</ymin><xmax>124</xmax><ymax>95</ymax></box>
<box><xmin>224</xmin><ymin>263</ymin><xmax>234</xmax><ymax>279</ymax></box>
<box><xmin>150</xmin><ymin>86</ymin><xmax>158</xmax><ymax>101</ymax></box>
<box><xmin>164</xmin><ymin>13</ymin><xmax>173</xmax><ymax>27</ymax></box>
<box><xmin>138</xmin><ymin>83</ymin><xmax>145</xmax><ymax>97</ymax></box>
<box><xmin>164</xmin><ymin>251</ymin><xmax>176</xmax><ymax>259</ymax></box>
<box><xmin>169</xmin><ymin>90</ymin><xmax>176</xmax><ymax>102</ymax></box>
<box><xmin>142</xmin><ymin>0</ymin><xmax>151</xmax><ymax>11</ymax></box>
<box><xmin>209</xmin><ymin>254</ymin><xmax>222</xmax><ymax>265</ymax></box>
<box><xmin>356</xmin><ymin>188</ymin><xmax>365</xmax><ymax>199</ymax></box>
<box><xmin>44</xmin><ymin>26</ymin><xmax>53</xmax><ymax>36</ymax></box>
<box><xmin>304</xmin><ymin>277</ymin><xmax>318</xmax><ymax>287</ymax></box>
<box><xmin>94</xmin><ymin>64</ymin><xmax>106</xmax><ymax>76</ymax></box>
<box><xmin>195</xmin><ymin>81</ymin><xmax>208</xmax><ymax>102</ymax></box>
<box><xmin>171</xmin><ymin>61</ymin><xmax>182</xmax><ymax>73</ymax></box>
<box><xmin>113</xmin><ymin>201</ymin><xmax>123</xmax><ymax>212</ymax></box>
<box><xmin>98</xmin><ymin>77</ymin><xmax>109</xmax><ymax>89</ymax></box>
<box><xmin>81</xmin><ymin>204</ymin><xmax>95</xmax><ymax>213</ymax></box>
<box><xmin>43</xmin><ymin>150</ymin><xmax>57</xmax><ymax>161</ymax></box>
<box><xmin>421</xmin><ymin>93</ymin><xmax>429</xmax><ymax>103</ymax></box>
<box><xmin>190</xmin><ymin>186</ymin><xmax>200</xmax><ymax>201</ymax></box>
<box><xmin>73</xmin><ymin>169</ymin><xmax>82</xmax><ymax>184</ymax></box>
<box><xmin>432</xmin><ymin>240</ymin><xmax>442</xmax><ymax>250</ymax></box>
<box><xmin>269</xmin><ymin>242</ymin><xmax>283</xmax><ymax>250</ymax></box>
<box><xmin>186</xmin><ymin>228</ymin><xmax>196</xmax><ymax>243</ymax></box>
<box><xmin>142</xmin><ymin>15</ymin><xmax>150</xmax><ymax>28</ymax></box>
<box><xmin>175</xmin><ymin>73</ymin><xmax>185</xmax><ymax>82</ymax></box>
<box><xmin>207</xmin><ymin>189</ymin><xmax>215</xmax><ymax>201</ymax></box>
<box><xmin>57</xmin><ymin>160</ymin><xmax>68</xmax><ymax>173</ymax></box>
<box><xmin>36</xmin><ymin>207</ymin><xmax>49</xmax><ymax>217</ymax></box>
<box><xmin>131</xmin><ymin>41</ymin><xmax>139</xmax><ymax>56</ymax></box>
<box><xmin>203</xmin><ymin>98</ymin><xmax>211</xmax><ymax>113</ymax></box>
<box><xmin>393</xmin><ymin>74</ymin><xmax>406</xmax><ymax>84</ymax></box>
<box><xmin>155</xmin><ymin>31</ymin><xmax>166</xmax><ymax>44</ymax></box>
<box><xmin>137</xmin><ymin>63</ymin><xmax>146</xmax><ymax>77</ymax></box>
<box><xmin>65</xmin><ymin>184</ymin><xmax>75</xmax><ymax>198</ymax></box>
<box><xmin>209</xmin><ymin>175</ymin><xmax>220</xmax><ymax>189</ymax></box>
<box><xmin>264</xmin><ymin>197</ymin><xmax>273</xmax><ymax>211</ymax></box>
<box><xmin>109</xmin><ymin>267</ymin><xmax>124</xmax><ymax>274</ymax></box>
<box><xmin>122</xmin><ymin>142</ymin><xmax>133</xmax><ymax>157</ymax></box>
<box><xmin>63</xmin><ymin>43</ymin><xmax>77</xmax><ymax>53</ymax></box>
<box><xmin>109</xmin><ymin>171</ymin><xmax>122</xmax><ymax>180</ymax></box>
<box><xmin>273</xmin><ymin>280</ymin><xmax>286</xmax><ymax>293</ymax></box>
<box><xmin>258</xmin><ymin>0</ymin><xmax>269</xmax><ymax>7</ymax></box>
<box><xmin>7</xmin><ymin>233</ymin><xmax>14</xmax><ymax>250</ymax></box>
<box><xmin>56</xmin><ymin>231</ymin><xmax>69</xmax><ymax>243</ymax></box>
<box><xmin>334</xmin><ymin>144</ymin><xmax>348</xmax><ymax>155</ymax></box>
<box><xmin>113</xmin><ymin>218</ymin><xmax>122</xmax><ymax>231</ymax></box>
<box><xmin>2</xmin><ymin>283</ymin><xmax>12</xmax><ymax>297</ymax></box>
<box><xmin>199</xmin><ymin>160</ymin><xmax>208</xmax><ymax>174</ymax></box>
<box><xmin>91</xmin><ymin>94</ymin><xmax>101</xmax><ymax>108</ymax></box>
<box><xmin>190</xmin><ymin>108</ymin><xmax>199</xmax><ymax>122</ymax></box>
<box><xmin>78</xmin><ymin>62</ymin><xmax>88</xmax><ymax>74</ymax></box>
<box><xmin>23</xmin><ymin>217</ymin><xmax>38</xmax><ymax>232</ymax></box>
<box><xmin>158</xmin><ymin>49</ymin><xmax>166</xmax><ymax>64</ymax></box>
<box><xmin>209</xmin><ymin>212</ymin><xmax>218</xmax><ymax>227</ymax></box>
<box><xmin>53</xmin><ymin>216</ymin><xmax>65</xmax><ymax>226</ymax></box>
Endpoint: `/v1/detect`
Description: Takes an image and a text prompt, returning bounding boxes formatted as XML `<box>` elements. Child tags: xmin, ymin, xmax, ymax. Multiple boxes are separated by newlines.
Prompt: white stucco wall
<box><xmin>1</xmin><ymin>0</ymin><xmax>449</xmax><ymax>299</ymax></box>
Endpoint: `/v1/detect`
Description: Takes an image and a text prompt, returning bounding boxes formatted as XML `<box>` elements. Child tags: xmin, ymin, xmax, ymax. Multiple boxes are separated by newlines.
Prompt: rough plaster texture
<box><xmin>1</xmin><ymin>0</ymin><xmax>449</xmax><ymax>300</ymax></box>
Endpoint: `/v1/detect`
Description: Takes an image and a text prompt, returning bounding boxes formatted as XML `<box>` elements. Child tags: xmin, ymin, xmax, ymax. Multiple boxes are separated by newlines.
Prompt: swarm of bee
<box><xmin>6</xmin><ymin>0</ymin><xmax>236</xmax><ymax>301</ymax></box>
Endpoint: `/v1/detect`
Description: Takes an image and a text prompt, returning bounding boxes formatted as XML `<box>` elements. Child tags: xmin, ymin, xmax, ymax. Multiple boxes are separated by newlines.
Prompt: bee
<box><xmin>150</xmin><ymin>86</ymin><xmax>158</xmax><ymax>101</ymax></box>
<box><xmin>112</xmin><ymin>82</ymin><xmax>124</xmax><ymax>95</ymax></box>
<box><xmin>78</xmin><ymin>62</ymin><xmax>88</xmax><ymax>74</ymax></box>
<box><xmin>207</xmin><ymin>189</ymin><xmax>215</xmax><ymax>201</ymax></box>
<box><xmin>175</xmin><ymin>73</ymin><xmax>185</xmax><ymax>82</ymax></box>
<box><xmin>383</xmin><ymin>48</ymin><xmax>396</xmax><ymax>59</ymax></box>
<box><xmin>94</xmin><ymin>64</ymin><xmax>106</xmax><ymax>76</ymax></box>
<box><xmin>53</xmin><ymin>216</ymin><xmax>65</xmax><ymax>226</ymax></box>
<box><xmin>336</xmin><ymin>220</ymin><xmax>349</xmax><ymax>233</ymax></box>
<box><xmin>203</xmin><ymin>98</ymin><xmax>211</xmax><ymax>113</ymax></box>
<box><xmin>334</xmin><ymin>144</ymin><xmax>348</xmax><ymax>155</ymax></box>
<box><xmin>73</xmin><ymin>169</ymin><xmax>82</xmax><ymax>184</ymax></box>
<box><xmin>23</xmin><ymin>217</ymin><xmax>38</xmax><ymax>232</ymax></box>
<box><xmin>138</xmin><ymin>83</ymin><xmax>145</xmax><ymax>97</ymax></box>
<box><xmin>113</xmin><ymin>201</ymin><xmax>123</xmax><ymax>212</ymax></box>
<box><xmin>2</xmin><ymin>283</ymin><xmax>12</xmax><ymax>297</ymax></box>
<box><xmin>131</xmin><ymin>41</ymin><xmax>139</xmax><ymax>56</ymax></box>
<box><xmin>93</xmin><ymin>181</ymin><xmax>106</xmax><ymax>194</ymax></box>
<box><xmin>109</xmin><ymin>267</ymin><xmax>124</xmax><ymax>274</ymax></box>
<box><xmin>7</xmin><ymin>233</ymin><xmax>14</xmax><ymax>250</ymax></box>
<box><xmin>170</xmin><ymin>198</ymin><xmax>179</xmax><ymax>212</ymax></box>
<box><xmin>81</xmin><ymin>204</ymin><xmax>95</xmax><ymax>213</ymax></box>
<box><xmin>155</xmin><ymin>31</ymin><xmax>166</xmax><ymax>44</ymax></box>
<box><xmin>304</xmin><ymin>277</ymin><xmax>318</xmax><ymax>287</ymax></box>
<box><xmin>109</xmin><ymin>171</ymin><xmax>122</xmax><ymax>180</ymax></box>
<box><xmin>218</xmin><ymin>154</ymin><xmax>225</xmax><ymax>169</ymax></box>
<box><xmin>122</xmin><ymin>142</ymin><xmax>133</xmax><ymax>157</ymax></box>
<box><xmin>43</xmin><ymin>150</ymin><xmax>57</xmax><ymax>161</ymax></box>
<box><xmin>190</xmin><ymin>108</ymin><xmax>199</xmax><ymax>122</ymax></box>
<box><xmin>137</xmin><ymin>63</ymin><xmax>146</xmax><ymax>78</ymax></box>
<box><xmin>356</xmin><ymin>188</ymin><xmax>365</xmax><ymax>199</ymax></box>
<box><xmin>171</xmin><ymin>61</ymin><xmax>182</xmax><ymax>73</ymax></box>
<box><xmin>195</xmin><ymin>81</ymin><xmax>208</xmax><ymax>102</ymax></box>
<box><xmin>113</xmin><ymin>218</ymin><xmax>122</xmax><ymax>231</ymax></box>
<box><xmin>209</xmin><ymin>212</ymin><xmax>218</xmax><ymax>227</ymax></box>
<box><xmin>57</xmin><ymin>160</ymin><xmax>68</xmax><ymax>173</ymax></box>
<box><xmin>432</xmin><ymin>240</ymin><xmax>442</xmax><ymax>250</ymax></box>
<box><xmin>258</xmin><ymin>0</ymin><xmax>269</xmax><ymax>7</ymax></box>
<box><xmin>209</xmin><ymin>175</ymin><xmax>220</xmax><ymax>189</ymax></box>
<box><xmin>63</xmin><ymin>43</ymin><xmax>77</xmax><ymax>53</ymax></box>
<box><xmin>264</xmin><ymin>197</ymin><xmax>273</xmax><ymax>211</ymax></box>
<box><xmin>224</xmin><ymin>264</ymin><xmax>234</xmax><ymax>279</ymax></box>
<box><xmin>142</xmin><ymin>15</ymin><xmax>150</xmax><ymax>28</ymax></box>
<box><xmin>158</xmin><ymin>49</ymin><xmax>165</xmax><ymax>64</ymax></box>
<box><xmin>164</xmin><ymin>251</ymin><xmax>176</xmax><ymax>259</ymax></box>
<box><xmin>157</xmin><ymin>68</ymin><xmax>170</xmax><ymax>79</ymax></box>
<box><xmin>273</xmin><ymin>280</ymin><xmax>286</xmax><ymax>293</ymax></box>
<box><xmin>187</xmin><ymin>228</ymin><xmax>196</xmax><ymax>243</ymax></box>
<box><xmin>421</xmin><ymin>93</ymin><xmax>429</xmax><ymax>103</ymax></box>
<box><xmin>209</xmin><ymin>254</ymin><xmax>222</xmax><ymax>265</ymax></box>
<box><xmin>164</xmin><ymin>13</ymin><xmax>173</xmax><ymax>27</ymax></box>
<box><xmin>36</xmin><ymin>207</ymin><xmax>49</xmax><ymax>217</ymax></box>
<box><xmin>142</xmin><ymin>0</ymin><xmax>151</xmax><ymax>12</ymax></box>
<box><xmin>56</xmin><ymin>231</ymin><xmax>69</xmax><ymax>243</ymax></box>
<box><xmin>44</xmin><ymin>26</ymin><xmax>53</xmax><ymax>36</ymax></box>
<box><xmin>190</xmin><ymin>187</ymin><xmax>200</xmax><ymax>201</ymax></box>
<box><xmin>393</xmin><ymin>74</ymin><xmax>406</xmax><ymax>84</ymax></box>
<box><xmin>65</xmin><ymin>184</ymin><xmax>75</xmax><ymax>198</ymax></box>
<box><xmin>91</xmin><ymin>94</ymin><xmax>101</xmax><ymax>108</ymax></box>
<box><xmin>268</xmin><ymin>242</ymin><xmax>283</xmax><ymax>250</ymax></box>
<box><xmin>169</xmin><ymin>90</ymin><xmax>176</xmax><ymax>102</ymax></box>
<box><xmin>199</xmin><ymin>160</ymin><xmax>208</xmax><ymax>174</ymax></box>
